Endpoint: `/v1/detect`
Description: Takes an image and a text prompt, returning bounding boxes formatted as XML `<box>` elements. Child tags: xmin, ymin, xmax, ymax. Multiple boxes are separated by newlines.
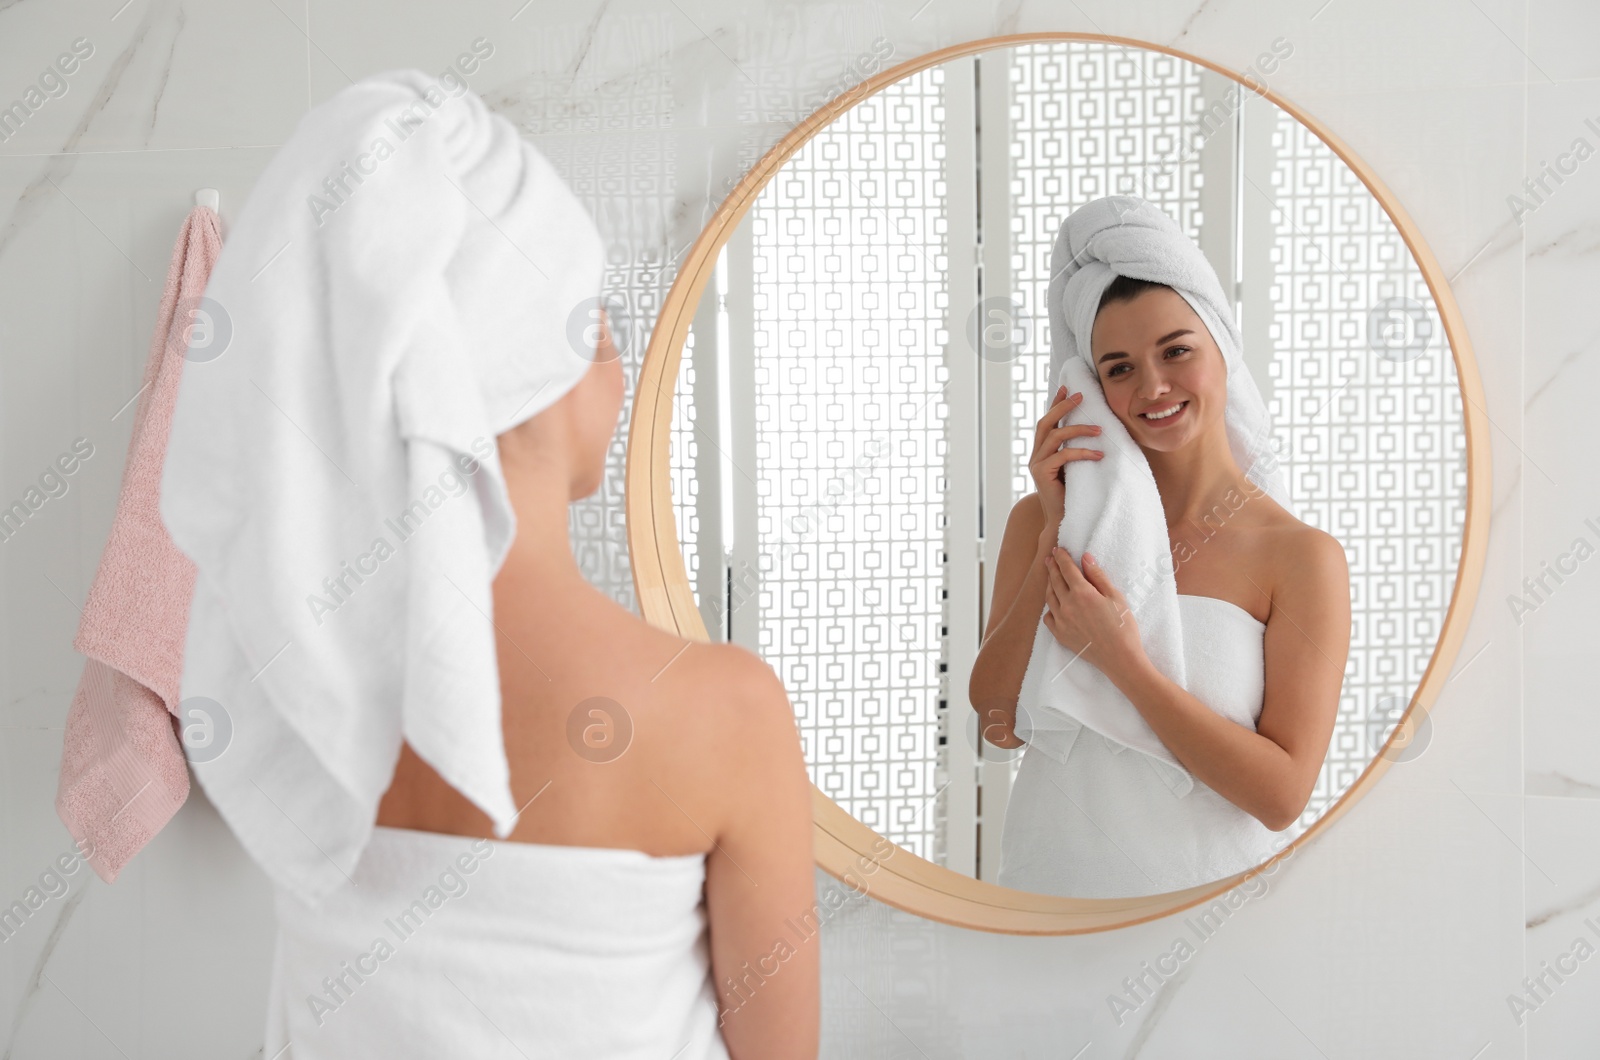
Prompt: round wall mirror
<box><xmin>626</xmin><ymin>32</ymin><xmax>1489</xmax><ymax>934</ymax></box>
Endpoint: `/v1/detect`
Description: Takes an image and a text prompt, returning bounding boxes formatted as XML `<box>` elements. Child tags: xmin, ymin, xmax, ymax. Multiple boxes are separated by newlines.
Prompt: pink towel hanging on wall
<box><xmin>55</xmin><ymin>203</ymin><xmax>223</xmax><ymax>882</ymax></box>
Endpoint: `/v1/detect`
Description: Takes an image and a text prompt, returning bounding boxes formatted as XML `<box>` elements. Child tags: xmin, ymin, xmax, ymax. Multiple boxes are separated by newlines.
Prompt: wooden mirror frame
<box><xmin>624</xmin><ymin>32</ymin><xmax>1491</xmax><ymax>934</ymax></box>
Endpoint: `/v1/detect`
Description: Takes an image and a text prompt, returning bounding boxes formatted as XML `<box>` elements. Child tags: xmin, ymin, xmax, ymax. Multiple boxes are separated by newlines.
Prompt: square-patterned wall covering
<box><xmin>0</xmin><ymin>0</ymin><xmax>1589</xmax><ymax>1056</ymax></box>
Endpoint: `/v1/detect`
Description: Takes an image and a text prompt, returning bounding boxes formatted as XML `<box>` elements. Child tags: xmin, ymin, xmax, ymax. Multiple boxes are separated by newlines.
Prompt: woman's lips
<box><xmin>1138</xmin><ymin>399</ymin><xmax>1189</xmax><ymax>428</ymax></box>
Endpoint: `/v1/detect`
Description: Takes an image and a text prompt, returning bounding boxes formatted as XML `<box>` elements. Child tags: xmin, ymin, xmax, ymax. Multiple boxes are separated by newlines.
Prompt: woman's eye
<box><xmin>1106</xmin><ymin>348</ymin><xmax>1187</xmax><ymax>379</ymax></box>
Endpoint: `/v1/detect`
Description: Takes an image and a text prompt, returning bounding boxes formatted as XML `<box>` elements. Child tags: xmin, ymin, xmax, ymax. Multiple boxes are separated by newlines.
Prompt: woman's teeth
<box><xmin>1141</xmin><ymin>401</ymin><xmax>1187</xmax><ymax>421</ymax></box>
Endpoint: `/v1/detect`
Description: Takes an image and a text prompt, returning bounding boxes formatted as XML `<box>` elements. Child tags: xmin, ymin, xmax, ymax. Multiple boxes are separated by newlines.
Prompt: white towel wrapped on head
<box><xmin>159</xmin><ymin>69</ymin><xmax>607</xmax><ymax>906</ymax></box>
<box><xmin>1013</xmin><ymin>195</ymin><xmax>1292</xmax><ymax>796</ymax></box>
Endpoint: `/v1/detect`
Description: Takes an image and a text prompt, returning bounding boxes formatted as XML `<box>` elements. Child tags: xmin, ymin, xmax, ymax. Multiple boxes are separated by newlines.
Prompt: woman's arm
<box><xmin>1044</xmin><ymin>529</ymin><xmax>1350</xmax><ymax>831</ymax></box>
<box><xmin>968</xmin><ymin>496</ymin><xmax>1058</xmax><ymax>748</ymax></box>
<box><xmin>969</xmin><ymin>385</ymin><xmax>1105</xmax><ymax>748</ymax></box>
<box><xmin>704</xmin><ymin>649</ymin><xmax>819</xmax><ymax>1059</ymax></box>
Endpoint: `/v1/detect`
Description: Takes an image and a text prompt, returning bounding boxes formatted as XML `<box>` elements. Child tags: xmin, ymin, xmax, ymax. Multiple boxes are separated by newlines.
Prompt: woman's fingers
<box><xmin>1032</xmin><ymin>387</ymin><xmax>1068</xmax><ymax>448</ymax></box>
<box><xmin>1041</xmin><ymin>445</ymin><xmax>1105</xmax><ymax>479</ymax></box>
<box><xmin>1036</xmin><ymin>393</ymin><xmax>1088</xmax><ymax>435</ymax></box>
<box><xmin>1042</xmin><ymin>558</ymin><xmax>1073</xmax><ymax>648</ymax></box>
<box><xmin>1036</xmin><ymin>421</ymin><xmax>1103</xmax><ymax>468</ymax></box>
<box><xmin>1045</xmin><ymin>552</ymin><xmax>1069</xmax><ymax>611</ymax></box>
<box><xmin>1044</xmin><ymin>421</ymin><xmax>1102</xmax><ymax>445</ymax></box>
<box><xmin>1039</xmin><ymin>452</ymin><xmax>1102</xmax><ymax>488</ymax></box>
<box><xmin>1051</xmin><ymin>547</ymin><xmax>1093</xmax><ymax>593</ymax></box>
<box><xmin>1032</xmin><ymin>388</ymin><xmax>1086</xmax><ymax>450</ymax></box>
<box><xmin>1040</xmin><ymin>434</ymin><xmax>1103</xmax><ymax>466</ymax></box>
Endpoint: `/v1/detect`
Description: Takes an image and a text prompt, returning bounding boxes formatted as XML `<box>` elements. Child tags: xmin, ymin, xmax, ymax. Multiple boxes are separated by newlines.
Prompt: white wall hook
<box><xmin>195</xmin><ymin>188</ymin><xmax>220</xmax><ymax>211</ymax></box>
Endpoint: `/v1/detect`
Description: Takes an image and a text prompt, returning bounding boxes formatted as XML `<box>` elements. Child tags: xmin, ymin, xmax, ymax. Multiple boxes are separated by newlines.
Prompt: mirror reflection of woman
<box><xmin>971</xmin><ymin>268</ymin><xmax>1351</xmax><ymax>898</ymax></box>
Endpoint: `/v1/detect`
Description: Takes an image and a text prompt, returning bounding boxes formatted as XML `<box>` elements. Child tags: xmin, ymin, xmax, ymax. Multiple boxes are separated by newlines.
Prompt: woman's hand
<box><xmin>1029</xmin><ymin>384</ymin><xmax>1103</xmax><ymax>526</ymax></box>
<box><xmin>1041</xmin><ymin>547</ymin><xmax>1145</xmax><ymax>679</ymax></box>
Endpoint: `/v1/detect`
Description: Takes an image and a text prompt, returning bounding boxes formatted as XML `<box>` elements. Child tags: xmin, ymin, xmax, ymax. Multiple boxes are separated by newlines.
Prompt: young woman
<box><xmin>159</xmin><ymin>70</ymin><xmax>818</xmax><ymax>1058</ymax></box>
<box><xmin>373</xmin><ymin>306</ymin><xmax>820</xmax><ymax>1058</ymax></box>
<box><xmin>971</xmin><ymin>265</ymin><xmax>1351</xmax><ymax>898</ymax></box>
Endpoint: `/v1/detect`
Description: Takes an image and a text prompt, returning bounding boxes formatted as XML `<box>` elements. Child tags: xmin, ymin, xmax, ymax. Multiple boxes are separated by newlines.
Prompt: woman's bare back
<box><xmin>376</xmin><ymin>568</ymin><xmax>820</xmax><ymax>1058</ymax></box>
<box><xmin>378</xmin><ymin>583</ymin><xmax>767</xmax><ymax>853</ymax></box>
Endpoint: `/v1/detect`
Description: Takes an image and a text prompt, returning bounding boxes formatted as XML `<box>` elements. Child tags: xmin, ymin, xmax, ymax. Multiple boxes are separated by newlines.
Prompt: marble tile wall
<box><xmin>0</xmin><ymin>0</ymin><xmax>1588</xmax><ymax>1055</ymax></box>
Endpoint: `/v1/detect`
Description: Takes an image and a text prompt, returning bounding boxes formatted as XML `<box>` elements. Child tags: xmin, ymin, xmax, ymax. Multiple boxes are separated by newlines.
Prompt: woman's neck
<box><xmin>496</xmin><ymin>462</ymin><xmax>592</xmax><ymax>595</ymax></box>
<box><xmin>1143</xmin><ymin>427</ymin><xmax>1255</xmax><ymax>531</ymax></box>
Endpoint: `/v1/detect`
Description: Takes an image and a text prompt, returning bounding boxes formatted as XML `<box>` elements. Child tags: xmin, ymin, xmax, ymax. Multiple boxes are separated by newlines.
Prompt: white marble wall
<box><xmin>0</xmin><ymin>0</ymin><xmax>1590</xmax><ymax>1055</ymax></box>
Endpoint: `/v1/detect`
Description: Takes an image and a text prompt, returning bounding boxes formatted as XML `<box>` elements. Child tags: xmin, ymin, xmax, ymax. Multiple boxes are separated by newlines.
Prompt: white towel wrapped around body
<box><xmin>263</xmin><ymin>827</ymin><xmax>730</xmax><ymax>1059</ymax></box>
<box><xmin>999</xmin><ymin>594</ymin><xmax>1290</xmax><ymax>897</ymax></box>
<box><xmin>1012</xmin><ymin>195</ymin><xmax>1292</xmax><ymax>797</ymax></box>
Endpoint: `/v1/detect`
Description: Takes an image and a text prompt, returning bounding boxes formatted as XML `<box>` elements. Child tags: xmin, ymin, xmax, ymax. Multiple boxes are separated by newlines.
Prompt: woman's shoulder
<box><xmin>574</xmin><ymin>587</ymin><xmax>796</xmax><ymax>737</ymax></box>
<box><xmin>637</xmin><ymin>635</ymin><xmax>805</xmax><ymax>832</ymax></box>
<box><xmin>1259</xmin><ymin>507</ymin><xmax>1346</xmax><ymax>566</ymax></box>
<box><xmin>529</xmin><ymin>590</ymin><xmax>797</xmax><ymax>771</ymax></box>
<box><xmin>657</xmin><ymin>637</ymin><xmax>797</xmax><ymax>742</ymax></box>
<box><xmin>1004</xmin><ymin>491</ymin><xmax>1049</xmax><ymax>544</ymax></box>
<box><xmin>1257</xmin><ymin>511</ymin><xmax>1350</xmax><ymax>614</ymax></box>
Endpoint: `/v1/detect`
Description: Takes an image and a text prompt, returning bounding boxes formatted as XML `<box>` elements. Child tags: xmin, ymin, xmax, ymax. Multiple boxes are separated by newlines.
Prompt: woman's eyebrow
<box><xmin>1096</xmin><ymin>328</ymin><xmax>1195</xmax><ymax>364</ymax></box>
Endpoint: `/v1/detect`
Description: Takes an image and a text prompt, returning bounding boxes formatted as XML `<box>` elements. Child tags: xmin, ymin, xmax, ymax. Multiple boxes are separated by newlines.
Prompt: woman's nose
<box><xmin>1137</xmin><ymin>370</ymin><xmax>1171</xmax><ymax>402</ymax></box>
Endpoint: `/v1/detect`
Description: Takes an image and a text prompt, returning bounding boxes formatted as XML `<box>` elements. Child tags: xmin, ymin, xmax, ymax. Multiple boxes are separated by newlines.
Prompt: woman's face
<box><xmin>1088</xmin><ymin>286</ymin><xmax>1227</xmax><ymax>454</ymax></box>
